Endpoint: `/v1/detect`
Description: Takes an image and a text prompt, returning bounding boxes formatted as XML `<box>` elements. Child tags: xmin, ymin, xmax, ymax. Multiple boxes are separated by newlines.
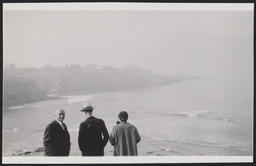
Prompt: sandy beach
<box><xmin>11</xmin><ymin>134</ymin><xmax>172</xmax><ymax>156</ymax></box>
<box><xmin>9</xmin><ymin>130</ymin><xmax>252</xmax><ymax>157</ymax></box>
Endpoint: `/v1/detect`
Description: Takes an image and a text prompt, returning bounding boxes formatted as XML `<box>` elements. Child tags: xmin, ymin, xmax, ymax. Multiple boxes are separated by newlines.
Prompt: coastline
<box><xmin>4</xmin><ymin>80</ymin><xmax>184</xmax><ymax>110</ymax></box>
<box><xmin>6</xmin><ymin>132</ymin><xmax>252</xmax><ymax>156</ymax></box>
<box><xmin>3</xmin><ymin>79</ymin><xmax>252</xmax><ymax>157</ymax></box>
<box><xmin>4</xmin><ymin>95</ymin><xmax>60</xmax><ymax>111</ymax></box>
<box><xmin>4</xmin><ymin>135</ymin><xmax>179</xmax><ymax>157</ymax></box>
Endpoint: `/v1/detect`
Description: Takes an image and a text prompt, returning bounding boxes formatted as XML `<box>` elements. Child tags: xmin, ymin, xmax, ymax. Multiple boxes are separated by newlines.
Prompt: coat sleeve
<box><xmin>134</xmin><ymin>127</ymin><xmax>141</xmax><ymax>143</ymax></box>
<box><xmin>100</xmin><ymin>120</ymin><xmax>109</xmax><ymax>148</ymax></box>
<box><xmin>109</xmin><ymin>126</ymin><xmax>116</xmax><ymax>146</ymax></box>
<box><xmin>43</xmin><ymin>124</ymin><xmax>54</xmax><ymax>148</ymax></box>
<box><xmin>78</xmin><ymin>123</ymin><xmax>86</xmax><ymax>152</ymax></box>
<box><xmin>44</xmin><ymin>123</ymin><xmax>62</xmax><ymax>146</ymax></box>
<box><xmin>67</xmin><ymin>133</ymin><xmax>71</xmax><ymax>156</ymax></box>
<box><xmin>64</xmin><ymin>123</ymin><xmax>71</xmax><ymax>155</ymax></box>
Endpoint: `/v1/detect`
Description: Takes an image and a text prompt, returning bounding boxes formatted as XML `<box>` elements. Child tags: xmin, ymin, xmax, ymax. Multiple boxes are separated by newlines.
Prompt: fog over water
<box><xmin>2</xmin><ymin>6</ymin><xmax>253</xmax><ymax>157</ymax></box>
<box><xmin>3</xmin><ymin>10</ymin><xmax>253</xmax><ymax>77</ymax></box>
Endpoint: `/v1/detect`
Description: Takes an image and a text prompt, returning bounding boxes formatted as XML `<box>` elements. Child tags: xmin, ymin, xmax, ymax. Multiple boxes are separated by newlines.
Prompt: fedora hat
<box><xmin>80</xmin><ymin>103</ymin><xmax>95</xmax><ymax>112</ymax></box>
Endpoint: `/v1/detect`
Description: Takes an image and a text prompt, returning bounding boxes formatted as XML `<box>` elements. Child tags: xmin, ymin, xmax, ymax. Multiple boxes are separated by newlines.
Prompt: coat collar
<box><xmin>86</xmin><ymin>115</ymin><xmax>96</xmax><ymax>120</ymax></box>
<box><xmin>53</xmin><ymin>120</ymin><xmax>66</xmax><ymax>131</ymax></box>
<box><xmin>84</xmin><ymin>116</ymin><xmax>96</xmax><ymax>123</ymax></box>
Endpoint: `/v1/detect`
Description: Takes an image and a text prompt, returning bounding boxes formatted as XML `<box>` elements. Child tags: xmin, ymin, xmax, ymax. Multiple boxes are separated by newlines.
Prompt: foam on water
<box><xmin>165</xmin><ymin>110</ymin><xmax>233</xmax><ymax>123</ymax></box>
<box><xmin>46</xmin><ymin>94</ymin><xmax>57</xmax><ymax>97</ymax></box>
<box><xmin>5</xmin><ymin>128</ymin><xmax>19</xmax><ymax>132</ymax></box>
<box><xmin>167</xmin><ymin>110</ymin><xmax>211</xmax><ymax>117</ymax></box>
<box><xmin>134</xmin><ymin>108</ymin><xmax>232</xmax><ymax>123</ymax></box>
<box><xmin>11</xmin><ymin>147</ymin><xmax>45</xmax><ymax>156</ymax></box>
<box><xmin>33</xmin><ymin>129</ymin><xmax>44</xmax><ymax>132</ymax></box>
<box><xmin>133</xmin><ymin>108</ymin><xmax>234</xmax><ymax>124</ymax></box>
<box><xmin>62</xmin><ymin>95</ymin><xmax>94</xmax><ymax>104</ymax></box>
<box><xmin>9</xmin><ymin>105</ymin><xmax>24</xmax><ymax>109</ymax></box>
<box><xmin>136</xmin><ymin>109</ymin><xmax>146</xmax><ymax>114</ymax></box>
<box><xmin>28</xmin><ymin>104</ymin><xmax>46</xmax><ymax>108</ymax></box>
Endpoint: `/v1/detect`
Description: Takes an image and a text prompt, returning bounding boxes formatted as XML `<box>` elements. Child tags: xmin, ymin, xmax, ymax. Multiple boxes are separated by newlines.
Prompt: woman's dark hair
<box><xmin>118</xmin><ymin>111</ymin><xmax>128</xmax><ymax>122</ymax></box>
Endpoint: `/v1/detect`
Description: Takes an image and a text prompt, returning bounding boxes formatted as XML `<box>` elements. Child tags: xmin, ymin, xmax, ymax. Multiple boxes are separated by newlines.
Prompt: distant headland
<box><xmin>3</xmin><ymin>64</ymin><xmax>202</xmax><ymax>108</ymax></box>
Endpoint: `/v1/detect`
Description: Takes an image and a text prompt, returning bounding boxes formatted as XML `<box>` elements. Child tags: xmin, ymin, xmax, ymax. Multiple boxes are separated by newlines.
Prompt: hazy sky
<box><xmin>3</xmin><ymin>9</ymin><xmax>253</xmax><ymax>77</ymax></box>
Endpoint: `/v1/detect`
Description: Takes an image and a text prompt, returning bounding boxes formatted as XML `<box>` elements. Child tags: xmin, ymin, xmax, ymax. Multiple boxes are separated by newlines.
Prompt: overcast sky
<box><xmin>3</xmin><ymin>9</ymin><xmax>253</xmax><ymax>77</ymax></box>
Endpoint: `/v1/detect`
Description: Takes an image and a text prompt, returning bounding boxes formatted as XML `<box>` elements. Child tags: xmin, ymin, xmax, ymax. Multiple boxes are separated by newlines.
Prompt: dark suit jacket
<box><xmin>78</xmin><ymin>116</ymin><xmax>109</xmax><ymax>156</ymax></box>
<box><xmin>43</xmin><ymin>120</ymin><xmax>71</xmax><ymax>156</ymax></box>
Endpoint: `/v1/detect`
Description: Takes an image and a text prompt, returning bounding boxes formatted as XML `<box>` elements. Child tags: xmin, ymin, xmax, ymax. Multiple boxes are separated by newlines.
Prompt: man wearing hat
<box><xmin>109</xmin><ymin>111</ymin><xmax>141</xmax><ymax>156</ymax></box>
<box><xmin>78</xmin><ymin>104</ymin><xmax>109</xmax><ymax>156</ymax></box>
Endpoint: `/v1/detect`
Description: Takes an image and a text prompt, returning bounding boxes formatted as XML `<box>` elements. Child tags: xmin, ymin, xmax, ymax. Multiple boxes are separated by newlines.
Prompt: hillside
<box><xmin>3</xmin><ymin>64</ymin><xmax>185</xmax><ymax>107</ymax></box>
<box><xmin>3</xmin><ymin>70</ymin><xmax>48</xmax><ymax>107</ymax></box>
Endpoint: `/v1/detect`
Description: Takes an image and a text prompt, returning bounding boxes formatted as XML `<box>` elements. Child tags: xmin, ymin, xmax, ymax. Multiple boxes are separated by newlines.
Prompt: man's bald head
<box><xmin>55</xmin><ymin>109</ymin><xmax>65</xmax><ymax>122</ymax></box>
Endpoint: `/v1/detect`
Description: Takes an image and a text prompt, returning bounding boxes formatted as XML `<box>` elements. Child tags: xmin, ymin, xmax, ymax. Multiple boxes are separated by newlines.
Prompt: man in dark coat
<box><xmin>43</xmin><ymin>109</ymin><xmax>71</xmax><ymax>156</ymax></box>
<box><xmin>78</xmin><ymin>104</ymin><xmax>109</xmax><ymax>156</ymax></box>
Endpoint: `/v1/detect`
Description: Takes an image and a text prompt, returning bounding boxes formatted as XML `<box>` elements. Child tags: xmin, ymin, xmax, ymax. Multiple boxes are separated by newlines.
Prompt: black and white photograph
<box><xmin>2</xmin><ymin>2</ymin><xmax>254</xmax><ymax>164</ymax></box>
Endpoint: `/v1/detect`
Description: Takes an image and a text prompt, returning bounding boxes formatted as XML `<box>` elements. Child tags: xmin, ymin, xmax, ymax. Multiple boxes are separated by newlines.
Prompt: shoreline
<box><xmin>4</xmin><ymin>96</ymin><xmax>60</xmax><ymax>110</ymax></box>
<box><xmin>4</xmin><ymin>133</ymin><xmax>253</xmax><ymax>156</ymax></box>
<box><xmin>6</xmin><ymin>135</ymin><xmax>179</xmax><ymax>156</ymax></box>
<box><xmin>4</xmin><ymin>82</ymin><xmax>182</xmax><ymax>110</ymax></box>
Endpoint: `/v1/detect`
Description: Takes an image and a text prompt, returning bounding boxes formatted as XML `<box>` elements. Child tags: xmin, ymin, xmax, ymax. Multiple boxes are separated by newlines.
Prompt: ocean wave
<box><xmin>46</xmin><ymin>94</ymin><xmax>57</xmax><ymax>97</ymax></box>
<box><xmin>11</xmin><ymin>147</ymin><xmax>44</xmax><ymax>156</ymax></box>
<box><xmin>5</xmin><ymin>128</ymin><xmax>19</xmax><ymax>132</ymax></box>
<box><xmin>9</xmin><ymin>105</ymin><xmax>24</xmax><ymax>109</ymax></box>
<box><xmin>136</xmin><ymin>109</ymin><xmax>146</xmax><ymax>114</ymax></box>
<box><xmin>143</xmin><ymin>139</ymin><xmax>187</xmax><ymax>155</ymax></box>
<box><xmin>211</xmin><ymin>117</ymin><xmax>232</xmax><ymax>122</ymax></box>
<box><xmin>136</xmin><ymin>109</ymin><xmax>233</xmax><ymax>123</ymax></box>
<box><xmin>169</xmin><ymin>111</ymin><xmax>233</xmax><ymax>123</ymax></box>
<box><xmin>33</xmin><ymin>129</ymin><xmax>45</xmax><ymax>132</ymax></box>
<box><xmin>150</xmin><ymin>136</ymin><xmax>167</xmax><ymax>141</ymax></box>
<box><xmin>166</xmin><ymin>110</ymin><xmax>211</xmax><ymax>117</ymax></box>
<box><xmin>170</xmin><ymin>110</ymin><xmax>232</xmax><ymax>122</ymax></box>
<box><xmin>62</xmin><ymin>95</ymin><xmax>94</xmax><ymax>104</ymax></box>
<box><xmin>151</xmin><ymin>138</ymin><xmax>224</xmax><ymax>151</ymax></box>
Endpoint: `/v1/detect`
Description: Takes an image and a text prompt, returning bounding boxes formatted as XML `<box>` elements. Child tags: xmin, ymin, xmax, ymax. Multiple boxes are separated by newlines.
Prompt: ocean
<box><xmin>2</xmin><ymin>76</ymin><xmax>253</xmax><ymax>156</ymax></box>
